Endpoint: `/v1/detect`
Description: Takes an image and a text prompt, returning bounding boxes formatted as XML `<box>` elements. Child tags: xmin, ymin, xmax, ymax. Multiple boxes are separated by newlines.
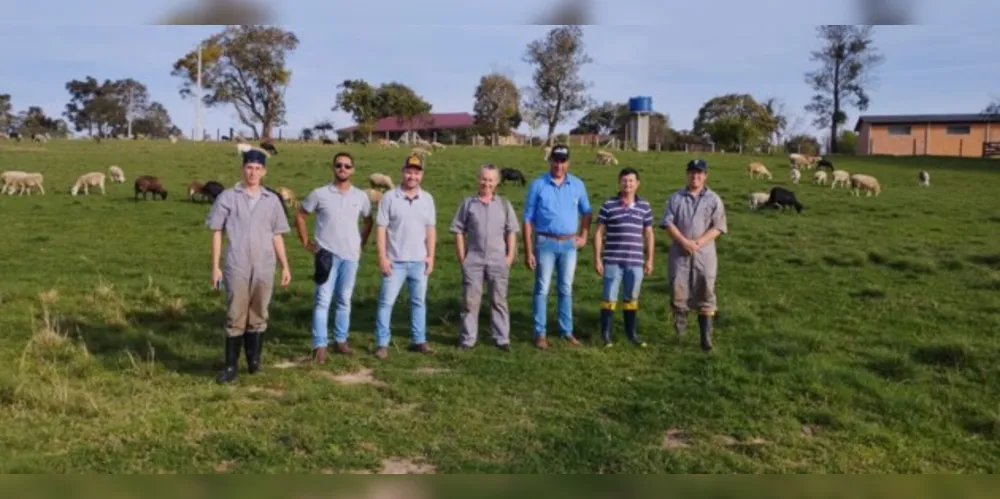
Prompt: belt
<box><xmin>537</xmin><ymin>232</ymin><xmax>575</xmax><ymax>241</ymax></box>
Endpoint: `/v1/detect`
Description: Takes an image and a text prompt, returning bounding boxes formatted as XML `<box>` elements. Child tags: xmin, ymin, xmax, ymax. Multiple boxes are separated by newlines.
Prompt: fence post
<box><xmin>959</xmin><ymin>139</ymin><xmax>963</xmax><ymax>157</ymax></box>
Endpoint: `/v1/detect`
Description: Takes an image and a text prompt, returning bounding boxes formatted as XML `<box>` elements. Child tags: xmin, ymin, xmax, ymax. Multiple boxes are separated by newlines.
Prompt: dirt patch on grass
<box><xmin>414</xmin><ymin>367</ymin><xmax>450</xmax><ymax>375</ymax></box>
<box><xmin>316</xmin><ymin>367</ymin><xmax>385</xmax><ymax>386</ymax></box>
<box><xmin>215</xmin><ymin>460</ymin><xmax>236</xmax><ymax>472</ymax></box>
<box><xmin>272</xmin><ymin>360</ymin><xmax>301</xmax><ymax>369</ymax></box>
<box><xmin>377</xmin><ymin>457</ymin><xmax>436</xmax><ymax>474</ymax></box>
<box><xmin>661</xmin><ymin>428</ymin><xmax>691</xmax><ymax>449</ymax></box>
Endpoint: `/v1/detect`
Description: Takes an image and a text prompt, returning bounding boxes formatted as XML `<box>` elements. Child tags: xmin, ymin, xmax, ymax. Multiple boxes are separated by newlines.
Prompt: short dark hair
<box><xmin>333</xmin><ymin>152</ymin><xmax>353</xmax><ymax>164</ymax></box>
<box><xmin>618</xmin><ymin>167</ymin><xmax>639</xmax><ymax>181</ymax></box>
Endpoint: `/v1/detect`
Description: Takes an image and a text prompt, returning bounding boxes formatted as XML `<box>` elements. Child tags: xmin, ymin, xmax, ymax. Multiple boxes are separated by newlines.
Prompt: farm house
<box><xmin>854</xmin><ymin>113</ymin><xmax>1000</xmax><ymax>158</ymax></box>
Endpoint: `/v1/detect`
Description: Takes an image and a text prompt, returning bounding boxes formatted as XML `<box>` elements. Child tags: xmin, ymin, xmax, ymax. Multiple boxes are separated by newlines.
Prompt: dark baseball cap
<box><xmin>403</xmin><ymin>154</ymin><xmax>424</xmax><ymax>170</ymax></box>
<box><xmin>686</xmin><ymin>159</ymin><xmax>708</xmax><ymax>172</ymax></box>
<box><xmin>549</xmin><ymin>144</ymin><xmax>570</xmax><ymax>161</ymax></box>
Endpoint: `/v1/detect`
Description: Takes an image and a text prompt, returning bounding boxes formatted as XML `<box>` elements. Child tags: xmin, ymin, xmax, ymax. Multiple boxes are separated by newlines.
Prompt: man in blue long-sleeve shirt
<box><xmin>522</xmin><ymin>144</ymin><xmax>592</xmax><ymax>349</ymax></box>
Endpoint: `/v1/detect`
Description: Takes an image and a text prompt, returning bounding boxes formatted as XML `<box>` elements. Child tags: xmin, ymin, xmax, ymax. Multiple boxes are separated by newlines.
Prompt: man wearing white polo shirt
<box><xmin>373</xmin><ymin>154</ymin><xmax>437</xmax><ymax>359</ymax></box>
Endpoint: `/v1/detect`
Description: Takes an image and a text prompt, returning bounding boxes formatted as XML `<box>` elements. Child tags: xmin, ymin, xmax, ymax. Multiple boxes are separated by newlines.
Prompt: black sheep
<box><xmin>817</xmin><ymin>158</ymin><xmax>834</xmax><ymax>170</ymax></box>
<box><xmin>499</xmin><ymin>167</ymin><xmax>526</xmax><ymax>186</ymax></box>
<box><xmin>200</xmin><ymin>181</ymin><xmax>225</xmax><ymax>202</ymax></box>
<box><xmin>765</xmin><ymin>186</ymin><xmax>803</xmax><ymax>213</ymax></box>
<box><xmin>260</xmin><ymin>142</ymin><xmax>278</xmax><ymax>155</ymax></box>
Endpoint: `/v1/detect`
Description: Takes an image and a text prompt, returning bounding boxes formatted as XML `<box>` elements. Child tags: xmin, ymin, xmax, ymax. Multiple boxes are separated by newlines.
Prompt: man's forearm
<box><xmin>294</xmin><ymin>211</ymin><xmax>310</xmax><ymax>246</ymax></box>
<box><xmin>425</xmin><ymin>227</ymin><xmax>436</xmax><ymax>260</ymax></box>
<box><xmin>593</xmin><ymin>225</ymin><xmax>604</xmax><ymax>262</ymax></box>
<box><xmin>360</xmin><ymin>217</ymin><xmax>373</xmax><ymax>247</ymax></box>
<box><xmin>522</xmin><ymin>222</ymin><xmax>534</xmax><ymax>255</ymax></box>
<box><xmin>695</xmin><ymin>228</ymin><xmax>722</xmax><ymax>246</ymax></box>
<box><xmin>578</xmin><ymin>213</ymin><xmax>592</xmax><ymax>238</ymax></box>
<box><xmin>376</xmin><ymin>227</ymin><xmax>387</xmax><ymax>260</ymax></box>
<box><xmin>272</xmin><ymin>234</ymin><xmax>289</xmax><ymax>268</ymax></box>
<box><xmin>211</xmin><ymin>230</ymin><xmax>222</xmax><ymax>269</ymax></box>
<box><xmin>455</xmin><ymin>234</ymin><xmax>466</xmax><ymax>261</ymax></box>
<box><xmin>665</xmin><ymin>223</ymin><xmax>688</xmax><ymax>244</ymax></box>
<box><xmin>505</xmin><ymin>233</ymin><xmax>516</xmax><ymax>260</ymax></box>
<box><xmin>644</xmin><ymin>228</ymin><xmax>655</xmax><ymax>263</ymax></box>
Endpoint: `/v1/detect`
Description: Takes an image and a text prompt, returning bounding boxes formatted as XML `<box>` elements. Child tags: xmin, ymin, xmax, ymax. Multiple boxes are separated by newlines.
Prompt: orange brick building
<box><xmin>854</xmin><ymin>114</ymin><xmax>1000</xmax><ymax>157</ymax></box>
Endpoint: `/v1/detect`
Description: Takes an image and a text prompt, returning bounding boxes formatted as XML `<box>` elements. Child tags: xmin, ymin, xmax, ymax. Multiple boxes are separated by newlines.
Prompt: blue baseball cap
<box><xmin>242</xmin><ymin>149</ymin><xmax>268</xmax><ymax>167</ymax></box>
<box><xmin>686</xmin><ymin>159</ymin><xmax>707</xmax><ymax>172</ymax></box>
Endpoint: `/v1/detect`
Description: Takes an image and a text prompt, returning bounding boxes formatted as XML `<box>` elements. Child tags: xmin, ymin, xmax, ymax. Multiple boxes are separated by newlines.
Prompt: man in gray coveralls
<box><xmin>659</xmin><ymin>159</ymin><xmax>728</xmax><ymax>351</ymax></box>
<box><xmin>450</xmin><ymin>164</ymin><xmax>519</xmax><ymax>351</ymax></box>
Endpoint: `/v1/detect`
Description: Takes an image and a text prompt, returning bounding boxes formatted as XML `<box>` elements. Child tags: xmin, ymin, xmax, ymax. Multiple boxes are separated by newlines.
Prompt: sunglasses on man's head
<box><xmin>334</xmin><ymin>162</ymin><xmax>353</xmax><ymax>169</ymax></box>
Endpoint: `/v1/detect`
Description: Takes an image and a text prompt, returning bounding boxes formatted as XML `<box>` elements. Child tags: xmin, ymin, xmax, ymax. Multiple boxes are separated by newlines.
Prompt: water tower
<box><xmin>627</xmin><ymin>96</ymin><xmax>652</xmax><ymax>152</ymax></box>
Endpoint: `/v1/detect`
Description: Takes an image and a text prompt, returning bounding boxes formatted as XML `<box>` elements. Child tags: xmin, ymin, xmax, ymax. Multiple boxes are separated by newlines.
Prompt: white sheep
<box><xmin>813</xmin><ymin>170</ymin><xmax>828</xmax><ymax>185</ymax></box>
<box><xmin>410</xmin><ymin>146</ymin><xmax>432</xmax><ymax>157</ymax></box>
<box><xmin>543</xmin><ymin>146</ymin><xmax>552</xmax><ymax>160</ymax></box>
<box><xmin>747</xmin><ymin>162</ymin><xmax>772</xmax><ymax>180</ymax></box>
<box><xmin>596</xmin><ymin>150</ymin><xmax>618</xmax><ymax>165</ymax></box>
<box><xmin>431</xmin><ymin>141</ymin><xmax>446</xmax><ymax>151</ymax></box>
<box><xmin>71</xmin><ymin>172</ymin><xmax>106</xmax><ymax>196</ymax></box>
<box><xmin>748</xmin><ymin>191</ymin><xmax>770</xmax><ymax>210</ymax></box>
<box><xmin>830</xmin><ymin>169</ymin><xmax>851</xmax><ymax>189</ymax></box>
<box><xmin>2</xmin><ymin>170</ymin><xmax>26</xmax><ymax>192</ymax></box>
<box><xmin>369</xmin><ymin>173</ymin><xmax>394</xmax><ymax>190</ymax></box>
<box><xmin>790</xmin><ymin>168</ymin><xmax>801</xmax><ymax>184</ymax></box>
<box><xmin>108</xmin><ymin>165</ymin><xmax>125</xmax><ymax>183</ymax></box>
<box><xmin>918</xmin><ymin>170</ymin><xmax>930</xmax><ymax>187</ymax></box>
<box><xmin>849</xmin><ymin>173</ymin><xmax>881</xmax><ymax>196</ymax></box>
<box><xmin>788</xmin><ymin>153</ymin><xmax>818</xmax><ymax>169</ymax></box>
<box><xmin>7</xmin><ymin>172</ymin><xmax>44</xmax><ymax>195</ymax></box>
<box><xmin>367</xmin><ymin>188</ymin><xmax>383</xmax><ymax>205</ymax></box>
<box><xmin>236</xmin><ymin>142</ymin><xmax>252</xmax><ymax>155</ymax></box>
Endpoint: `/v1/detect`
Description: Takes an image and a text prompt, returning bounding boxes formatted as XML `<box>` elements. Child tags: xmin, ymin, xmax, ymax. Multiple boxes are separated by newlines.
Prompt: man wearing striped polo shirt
<box><xmin>593</xmin><ymin>167</ymin><xmax>654</xmax><ymax>347</ymax></box>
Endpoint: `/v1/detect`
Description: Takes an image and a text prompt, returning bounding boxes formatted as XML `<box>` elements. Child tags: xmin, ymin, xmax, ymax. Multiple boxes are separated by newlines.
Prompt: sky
<box><xmin>1</xmin><ymin>0</ymin><xmax>999</xmax><ymax>142</ymax></box>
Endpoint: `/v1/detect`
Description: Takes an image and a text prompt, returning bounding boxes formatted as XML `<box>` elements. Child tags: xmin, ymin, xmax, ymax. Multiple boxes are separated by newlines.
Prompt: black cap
<box><xmin>686</xmin><ymin>159</ymin><xmax>707</xmax><ymax>172</ymax></box>
<box><xmin>549</xmin><ymin>144</ymin><xmax>570</xmax><ymax>162</ymax></box>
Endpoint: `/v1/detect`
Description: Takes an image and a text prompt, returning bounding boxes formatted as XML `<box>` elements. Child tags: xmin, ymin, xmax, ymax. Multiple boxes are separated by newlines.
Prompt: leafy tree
<box><xmin>171</xmin><ymin>25</ymin><xmax>299</xmax><ymax>140</ymax></box>
<box><xmin>837</xmin><ymin>129</ymin><xmax>859</xmax><ymax>155</ymax></box>
<box><xmin>805</xmin><ymin>25</ymin><xmax>884</xmax><ymax>154</ymax></box>
<box><xmin>300</xmin><ymin>128</ymin><xmax>314</xmax><ymax>141</ymax></box>
<box><xmin>473</xmin><ymin>72</ymin><xmax>521</xmax><ymax>146</ymax></box>
<box><xmin>131</xmin><ymin>102</ymin><xmax>177</xmax><ymax>138</ymax></box>
<box><xmin>64</xmin><ymin>77</ymin><xmax>119</xmax><ymax>137</ymax></box>
<box><xmin>17</xmin><ymin>106</ymin><xmax>67</xmax><ymax>137</ymax></box>
<box><xmin>761</xmin><ymin>97</ymin><xmax>789</xmax><ymax>146</ymax></box>
<box><xmin>784</xmin><ymin>134</ymin><xmax>822</xmax><ymax>155</ymax></box>
<box><xmin>334</xmin><ymin>79</ymin><xmax>379</xmax><ymax>140</ymax></box>
<box><xmin>571</xmin><ymin>101</ymin><xmax>621</xmax><ymax>135</ymax></box>
<box><xmin>692</xmin><ymin>94</ymin><xmax>777</xmax><ymax>152</ymax></box>
<box><xmin>375</xmin><ymin>82</ymin><xmax>432</xmax><ymax>130</ymax></box>
<box><xmin>522</xmin><ymin>25</ymin><xmax>593</xmax><ymax>145</ymax></box>
<box><xmin>114</xmin><ymin>78</ymin><xmax>150</xmax><ymax>137</ymax></box>
<box><xmin>0</xmin><ymin>94</ymin><xmax>12</xmax><ymax>132</ymax></box>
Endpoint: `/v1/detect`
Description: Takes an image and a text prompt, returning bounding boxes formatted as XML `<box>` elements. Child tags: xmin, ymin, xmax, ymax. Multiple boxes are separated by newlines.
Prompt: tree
<box><xmin>114</xmin><ymin>78</ymin><xmax>150</xmax><ymax>137</ymax></box>
<box><xmin>522</xmin><ymin>25</ymin><xmax>594</xmax><ymax>144</ymax></box>
<box><xmin>131</xmin><ymin>102</ymin><xmax>177</xmax><ymax>138</ymax></box>
<box><xmin>473</xmin><ymin>72</ymin><xmax>521</xmax><ymax>146</ymax></box>
<box><xmin>64</xmin><ymin>77</ymin><xmax>119</xmax><ymax>137</ymax></box>
<box><xmin>300</xmin><ymin>128</ymin><xmax>314</xmax><ymax>141</ymax></box>
<box><xmin>837</xmin><ymin>129</ymin><xmax>859</xmax><ymax>154</ymax></box>
<box><xmin>804</xmin><ymin>25</ymin><xmax>884</xmax><ymax>154</ymax></box>
<box><xmin>374</xmin><ymin>82</ymin><xmax>432</xmax><ymax>132</ymax></box>
<box><xmin>334</xmin><ymin>79</ymin><xmax>379</xmax><ymax>140</ymax></box>
<box><xmin>692</xmin><ymin>94</ymin><xmax>777</xmax><ymax>152</ymax></box>
<box><xmin>171</xmin><ymin>25</ymin><xmax>299</xmax><ymax>140</ymax></box>
<box><xmin>784</xmin><ymin>134</ymin><xmax>822</xmax><ymax>155</ymax></box>
<box><xmin>761</xmin><ymin>97</ymin><xmax>789</xmax><ymax>147</ymax></box>
<box><xmin>17</xmin><ymin>106</ymin><xmax>67</xmax><ymax>137</ymax></box>
<box><xmin>0</xmin><ymin>94</ymin><xmax>13</xmax><ymax>132</ymax></box>
<box><xmin>570</xmin><ymin>101</ymin><xmax>621</xmax><ymax>135</ymax></box>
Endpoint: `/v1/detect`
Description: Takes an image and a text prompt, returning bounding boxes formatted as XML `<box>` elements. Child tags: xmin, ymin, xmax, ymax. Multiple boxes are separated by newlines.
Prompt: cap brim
<box><xmin>550</xmin><ymin>154</ymin><xmax>570</xmax><ymax>161</ymax></box>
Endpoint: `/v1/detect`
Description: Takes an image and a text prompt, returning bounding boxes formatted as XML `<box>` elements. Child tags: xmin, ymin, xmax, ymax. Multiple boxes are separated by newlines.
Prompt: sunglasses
<box><xmin>334</xmin><ymin>162</ymin><xmax>353</xmax><ymax>170</ymax></box>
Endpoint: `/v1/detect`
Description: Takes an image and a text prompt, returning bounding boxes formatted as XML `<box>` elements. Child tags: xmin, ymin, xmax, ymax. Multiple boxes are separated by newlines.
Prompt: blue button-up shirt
<box><xmin>523</xmin><ymin>172</ymin><xmax>592</xmax><ymax>236</ymax></box>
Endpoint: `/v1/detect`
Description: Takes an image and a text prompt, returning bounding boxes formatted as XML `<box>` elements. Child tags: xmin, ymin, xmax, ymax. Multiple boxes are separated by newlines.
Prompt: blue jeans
<box><xmin>533</xmin><ymin>235</ymin><xmax>578</xmax><ymax>337</ymax></box>
<box><xmin>602</xmin><ymin>263</ymin><xmax>644</xmax><ymax>304</ymax></box>
<box><xmin>312</xmin><ymin>255</ymin><xmax>359</xmax><ymax>348</ymax></box>
<box><xmin>375</xmin><ymin>261</ymin><xmax>428</xmax><ymax>347</ymax></box>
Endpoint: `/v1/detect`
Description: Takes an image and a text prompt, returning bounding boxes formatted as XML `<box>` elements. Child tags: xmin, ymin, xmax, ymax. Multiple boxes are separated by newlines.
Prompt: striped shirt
<box><xmin>597</xmin><ymin>195</ymin><xmax>653</xmax><ymax>266</ymax></box>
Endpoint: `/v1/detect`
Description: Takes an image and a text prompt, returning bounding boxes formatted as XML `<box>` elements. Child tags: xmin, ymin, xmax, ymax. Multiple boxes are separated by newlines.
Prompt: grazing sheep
<box><xmin>236</xmin><ymin>142</ymin><xmax>252</xmax><ymax>155</ymax></box>
<box><xmin>817</xmin><ymin>158</ymin><xmax>834</xmax><ymax>170</ymax></box>
<box><xmin>321</xmin><ymin>137</ymin><xmax>335</xmax><ymax>145</ymax></box>
<box><xmin>595</xmin><ymin>150</ymin><xmax>618</xmax><ymax>165</ymax></box>
<box><xmin>188</xmin><ymin>181</ymin><xmax>205</xmax><ymax>201</ymax></box>
<box><xmin>788</xmin><ymin>153</ymin><xmax>817</xmax><ymax>169</ymax></box>
<box><xmin>500</xmin><ymin>167</ymin><xmax>526</xmax><ymax>187</ymax></box>
<box><xmin>70</xmin><ymin>172</ymin><xmax>106</xmax><ymax>196</ymax></box>
<box><xmin>410</xmin><ymin>146</ymin><xmax>432</xmax><ymax>157</ymax></box>
<box><xmin>169</xmin><ymin>135</ymin><xmax>178</xmax><ymax>144</ymax></box>
<box><xmin>259</xmin><ymin>142</ymin><xmax>278</xmax><ymax>155</ymax></box>
<box><xmin>790</xmin><ymin>168</ymin><xmax>801</xmax><ymax>184</ymax></box>
<box><xmin>376</xmin><ymin>138</ymin><xmax>391</xmax><ymax>148</ymax></box>
<box><xmin>765</xmin><ymin>186</ymin><xmax>803</xmax><ymax>213</ymax></box>
<box><xmin>134</xmin><ymin>175</ymin><xmax>167</xmax><ymax>201</ymax></box>
<box><xmin>366</xmin><ymin>188</ymin><xmax>383</xmax><ymax>205</ymax></box>
<box><xmin>543</xmin><ymin>146</ymin><xmax>552</xmax><ymax>160</ymax></box>
<box><xmin>200</xmin><ymin>181</ymin><xmax>225</xmax><ymax>202</ymax></box>
<box><xmin>277</xmin><ymin>186</ymin><xmax>297</xmax><ymax>207</ymax></box>
<box><xmin>431</xmin><ymin>141</ymin><xmax>446</xmax><ymax>150</ymax></box>
<box><xmin>918</xmin><ymin>170</ymin><xmax>930</xmax><ymax>187</ymax></box>
<box><xmin>747</xmin><ymin>161</ymin><xmax>773</xmax><ymax>180</ymax></box>
<box><xmin>108</xmin><ymin>165</ymin><xmax>125</xmax><ymax>183</ymax></box>
<box><xmin>849</xmin><ymin>173</ymin><xmax>881</xmax><ymax>197</ymax></box>
<box><xmin>748</xmin><ymin>191</ymin><xmax>771</xmax><ymax>211</ymax></box>
<box><xmin>7</xmin><ymin>172</ymin><xmax>44</xmax><ymax>195</ymax></box>
<box><xmin>813</xmin><ymin>170</ymin><xmax>828</xmax><ymax>185</ymax></box>
<box><xmin>1</xmin><ymin>170</ymin><xmax>26</xmax><ymax>192</ymax></box>
<box><xmin>369</xmin><ymin>173</ymin><xmax>394</xmax><ymax>190</ymax></box>
<box><xmin>830</xmin><ymin>169</ymin><xmax>851</xmax><ymax>189</ymax></box>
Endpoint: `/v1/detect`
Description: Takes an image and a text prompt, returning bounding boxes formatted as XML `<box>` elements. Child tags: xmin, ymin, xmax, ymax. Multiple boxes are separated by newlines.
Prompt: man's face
<box><xmin>687</xmin><ymin>169</ymin><xmax>706</xmax><ymax>189</ymax></box>
<box><xmin>549</xmin><ymin>157</ymin><xmax>569</xmax><ymax>177</ymax></box>
<box><xmin>619</xmin><ymin>173</ymin><xmax>639</xmax><ymax>195</ymax></box>
<box><xmin>402</xmin><ymin>166</ymin><xmax>423</xmax><ymax>188</ymax></box>
<box><xmin>242</xmin><ymin>162</ymin><xmax>266</xmax><ymax>185</ymax></box>
<box><xmin>478</xmin><ymin>168</ymin><xmax>498</xmax><ymax>194</ymax></box>
<box><xmin>333</xmin><ymin>156</ymin><xmax>354</xmax><ymax>181</ymax></box>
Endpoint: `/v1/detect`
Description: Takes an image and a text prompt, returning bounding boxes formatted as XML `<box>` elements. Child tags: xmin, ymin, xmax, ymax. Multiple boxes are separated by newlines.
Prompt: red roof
<box><xmin>340</xmin><ymin>113</ymin><xmax>474</xmax><ymax>133</ymax></box>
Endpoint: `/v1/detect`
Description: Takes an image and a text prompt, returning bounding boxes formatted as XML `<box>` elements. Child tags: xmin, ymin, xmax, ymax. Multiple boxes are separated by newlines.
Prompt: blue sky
<box><xmin>2</xmin><ymin>1</ymin><xmax>999</xmax><ymax>141</ymax></box>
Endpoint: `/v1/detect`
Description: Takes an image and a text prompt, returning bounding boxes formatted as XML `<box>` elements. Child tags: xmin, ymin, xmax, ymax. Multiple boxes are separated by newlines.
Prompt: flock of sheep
<box><xmin>745</xmin><ymin>152</ymin><xmax>930</xmax><ymax>213</ymax></box>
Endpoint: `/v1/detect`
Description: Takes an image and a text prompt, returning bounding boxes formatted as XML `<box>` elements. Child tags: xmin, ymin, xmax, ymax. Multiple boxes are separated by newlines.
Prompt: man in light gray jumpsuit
<box><xmin>449</xmin><ymin>164</ymin><xmax>520</xmax><ymax>351</ymax></box>
<box><xmin>207</xmin><ymin>148</ymin><xmax>292</xmax><ymax>383</ymax></box>
<box><xmin>659</xmin><ymin>159</ymin><xmax>728</xmax><ymax>351</ymax></box>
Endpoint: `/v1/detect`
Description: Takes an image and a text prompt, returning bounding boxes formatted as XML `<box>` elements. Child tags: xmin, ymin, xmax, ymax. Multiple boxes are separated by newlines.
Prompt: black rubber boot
<box><xmin>216</xmin><ymin>335</ymin><xmax>242</xmax><ymax>384</ymax></box>
<box><xmin>244</xmin><ymin>332</ymin><xmax>262</xmax><ymax>374</ymax></box>
<box><xmin>599</xmin><ymin>308</ymin><xmax>614</xmax><ymax>344</ymax></box>
<box><xmin>623</xmin><ymin>309</ymin><xmax>644</xmax><ymax>346</ymax></box>
<box><xmin>698</xmin><ymin>315</ymin><xmax>713</xmax><ymax>351</ymax></box>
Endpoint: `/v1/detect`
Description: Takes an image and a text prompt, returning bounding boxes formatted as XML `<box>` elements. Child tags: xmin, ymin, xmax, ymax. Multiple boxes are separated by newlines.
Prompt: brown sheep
<box><xmin>134</xmin><ymin>175</ymin><xmax>168</xmax><ymax>201</ymax></box>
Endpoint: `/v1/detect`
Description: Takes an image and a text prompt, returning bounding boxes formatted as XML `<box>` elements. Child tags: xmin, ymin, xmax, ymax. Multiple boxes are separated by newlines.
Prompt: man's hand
<box><xmin>211</xmin><ymin>267</ymin><xmax>223</xmax><ymax>290</ymax></box>
<box><xmin>505</xmin><ymin>254</ymin><xmax>515</xmax><ymax>267</ymax></box>
<box><xmin>424</xmin><ymin>256</ymin><xmax>434</xmax><ymax>276</ymax></box>
<box><xmin>574</xmin><ymin>235</ymin><xmax>586</xmax><ymax>249</ymax></box>
<box><xmin>379</xmin><ymin>257</ymin><xmax>393</xmax><ymax>276</ymax></box>
<box><xmin>304</xmin><ymin>239</ymin><xmax>319</xmax><ymax>254</ymax></box>
<box><xmin>525</xmin><ymin>252</ymin><xmax>536</xmax><ymax>271</ymax></box>
<box><xmin>280</xmin><ymin>267</ymin><xmax>291</xmax><ymax>287</ymax></box>
<box><xmin>681</xmin><ymin>238</ymin><xmax>699</xmax><ymax>255</ymax></box>
<box><xmin>595</xmin><ymin>260</ymin><xmax>604</xmax><ymax>277</ymax></box>
<box><xmin>644</xmin><ymin>259</ymin><xmax>653</xmax><ymax>275</ymax></box>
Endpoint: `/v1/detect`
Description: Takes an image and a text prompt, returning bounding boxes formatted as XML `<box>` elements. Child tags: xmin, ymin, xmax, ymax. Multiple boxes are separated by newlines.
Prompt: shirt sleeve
<box><xmin>426</xmin><ymin>195</ymin><xmax>436</xmax><ymax>227</ymax></box>
<box><xmin>449</xmin><ymin>198</ymin><xmax>468</xmax><ymax>234</ymax></box>
<box><xmin>205</xmin><ymin>191</ymin><xmax>230</xmax><ymax>231</ymax></box>
<box><xmin>577</xmin><ymin>181</ymin><xmax>593</xmax><ymax>216</ymax></box>
<box><xmin>504</xmin><ymin>198</ymin><xmax>521</xmax><ymax>234</ymax></box>
<box><xmin>376</xmin><ymin>195</ymin><xmax>391</xmax><ymax>227</ymax></box>
<box><xmin>658</xmin><ymin>195</ymin><xmax>676</xmax><ymax>228</ymax></box>
<box><xmin>710</xmin><ymin>197</ymin><xmax>728</xmax><ymax>234</ymax></box>
<box><xmin>596</xmin><ymin>202</ymin><xmax>609</xmax><ymax>225</ymax></box>
<box><xmin>360</xmin><ymin>192</ymin><xmax>372</xmax><ymax>218</ymax></box>
<box><xmin>643</xmin><ymin>203</ymin><xmax>654</xmax><ymax>227</ymax></box>
<box><xmin>300</xmin><ymin>190</ymin><xmax>318</xmax><ymax>214</ymax></box>
<box><xmin>522</xmin><ymin>180</ymin><xmax>538</xmax><ymax>225</ymax></box>
<box><xmin>272</xmin><ymin>198</ymin><xmax>291</xmax><ymax>235</ymax></box>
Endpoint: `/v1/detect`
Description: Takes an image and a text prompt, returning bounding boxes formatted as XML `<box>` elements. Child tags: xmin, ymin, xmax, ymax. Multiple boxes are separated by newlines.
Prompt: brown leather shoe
<box><xmin>334</xmin><ymin>341</ymin><xmax>352</xmax><ymax>355</ymax></box>
<box><xmin>374</xmin><ymin>347</ymin><xmax>388</xmax><ymax>359</ymax></box>
<box><xmin>535</xmin><ymin>337</ymin><xmax>549</xmax><ymax>349</ymax></box>
<box><xmin>313</xmin><ymin>347</ymin><xmax>327</xmax><ymax>364</ymax></box>
<box><xmin>407</xmin><ymin>343</ymin><xmax>433</xmax><ymax>354</ymax></box>
<box><xmin>564</xmin><ymin>334</ymin><xmax>581</xmax><ymax>346</ymax></box>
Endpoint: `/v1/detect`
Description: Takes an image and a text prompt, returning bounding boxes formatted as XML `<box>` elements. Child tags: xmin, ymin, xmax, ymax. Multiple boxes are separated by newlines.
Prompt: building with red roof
<box><xmin>338</xmin><ymin>112</ymin><xmax>476</xmax><ymax>141</ymax></box>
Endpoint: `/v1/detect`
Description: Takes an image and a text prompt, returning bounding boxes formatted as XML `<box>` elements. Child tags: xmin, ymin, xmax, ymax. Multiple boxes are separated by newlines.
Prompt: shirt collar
<box><xmin>545</xmin><ymin>172</ymin><xmax>573</xmax><ymax>186</ymax></box>
<box><xmin>234</xmin><ymin>182</ymin><xmax>272</xmax><ymax>197</ymax></box>
<box><xmin>394</xmin><ymin>186</ymin><xmax>422</xmax><ymax>200</ymax></box>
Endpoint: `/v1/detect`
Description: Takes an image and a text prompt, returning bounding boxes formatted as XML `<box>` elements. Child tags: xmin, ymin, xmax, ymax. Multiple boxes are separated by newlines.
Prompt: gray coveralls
<box><xmin>449</xmin><ymin>195</ymin><xmax>520</xmax><ymax>346</ymax></box>
<box><xmin>659</xmin><ymin>186</ymin><xmax>728</xmax><ymax>316</ymax></box>
<box><xmin>206</xmin><ymin>184</ymin><xmax>291</xmax><ymax>337</ymax></box>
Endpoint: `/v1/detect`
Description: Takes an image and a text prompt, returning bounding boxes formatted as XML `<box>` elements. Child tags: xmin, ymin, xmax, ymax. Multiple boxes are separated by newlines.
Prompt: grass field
<box><xmin>1</xmin><ymin>139</ymin><xmax>999</xmax><ymax>473</ymax></box>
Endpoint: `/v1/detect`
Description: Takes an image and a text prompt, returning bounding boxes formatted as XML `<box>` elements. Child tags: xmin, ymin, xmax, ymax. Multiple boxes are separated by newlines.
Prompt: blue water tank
<box><xmin>628</xmin><ymin>96</ymin><xmax>653</xmax><ymax>114</ymax></box>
